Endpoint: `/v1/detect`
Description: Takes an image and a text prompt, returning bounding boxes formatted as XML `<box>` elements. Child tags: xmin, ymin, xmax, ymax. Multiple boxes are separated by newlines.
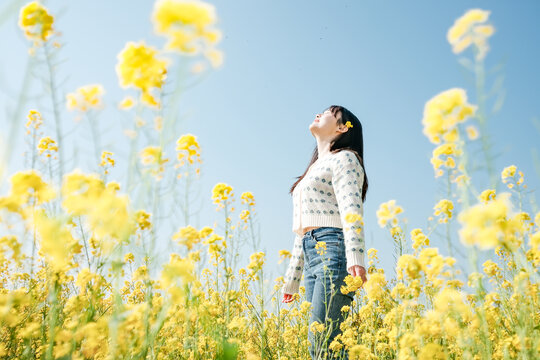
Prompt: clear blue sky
<box><xmin>1</xmin><ymin>0</ymin><xmax>539</xmax><ymax>287</ymax></box>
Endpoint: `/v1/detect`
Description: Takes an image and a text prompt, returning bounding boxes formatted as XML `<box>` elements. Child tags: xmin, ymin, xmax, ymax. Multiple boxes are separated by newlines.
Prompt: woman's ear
<box><xmin>337</xmin><ymin>124</ymin><xmax>349</xmax><ymax>133</ymax></box>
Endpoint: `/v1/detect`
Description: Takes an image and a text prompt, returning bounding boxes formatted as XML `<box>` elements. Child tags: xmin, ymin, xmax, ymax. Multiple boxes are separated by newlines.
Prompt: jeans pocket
<box><xmin>315</xmin><ymin>231</ymin><xmax>343</xmax><ymax>248</ymax></box>
<box><xmin>316</xmin><ymin>237</ymin><xmax>345</xmax><ymax>271</ymax></box>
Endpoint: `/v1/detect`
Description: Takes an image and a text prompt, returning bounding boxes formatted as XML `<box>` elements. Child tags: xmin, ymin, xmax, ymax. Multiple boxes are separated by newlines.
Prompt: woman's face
<box><xmin>309</xmin><ymin>108</ymin><xmax>344</xmax><ymax>139</ymax></box>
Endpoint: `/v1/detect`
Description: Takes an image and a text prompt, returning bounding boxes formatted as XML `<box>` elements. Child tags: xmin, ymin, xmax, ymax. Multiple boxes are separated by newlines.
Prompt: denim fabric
<box><xmin>302</xmin><ymin>227</ymin><xmax>354</xmax><ymax>360</ymax></box>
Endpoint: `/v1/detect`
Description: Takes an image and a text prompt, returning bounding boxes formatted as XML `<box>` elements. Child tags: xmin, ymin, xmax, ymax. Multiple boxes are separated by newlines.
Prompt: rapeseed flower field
<box><xmin>0</xmin><ymin>1</ymin><xmax>538</xmax><ymax>359</ymax></box>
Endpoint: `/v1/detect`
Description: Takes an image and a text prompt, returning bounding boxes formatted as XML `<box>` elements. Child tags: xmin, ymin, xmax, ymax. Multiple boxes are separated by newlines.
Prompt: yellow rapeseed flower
<box><xmin>0</xmin><ymin>236</ymin><xmax>23</xmax><ymax>266</ymax></box>
<box><xmin>160</xmin><ymin>253</ymin><xmax>196</xmax><ymax>289</ymax></box>
<box><xmin>530</xmin><ymin>231</ymin><xmax>540</xmax><ymax>250</ymax></box>
<box><xmin>278</xmin><ymin>249</ymin><xmax>291</xmax><ymax>264</ymax></box>
<box><xmin>34</xmin><ymin>210</ymin><xmax>80</xmax><ymax>273</ymax></box>
<box><xmin>25</xmin><ymin>109</ymin><xmax>43</xmax><ymax>131</ymax></box>
<box><xmin>349</xmin><ymin>344</ymin><xmax>373</xmax><ymax>360</ymax></box>
<box><xmin>37</xmin><ymin>136</ymin><xmax>58</xmax><ymax>157</ymax></box>
<box><xmin>124</xmin><ymin>252</ymin><xmax>135</xmax><ymax>263</ymax></box>
<box><xmin>152</xmin><ymin>0</ymin><xmax>222</xmax><ymax>57</ymax></box>
<box><xmin>134</xmin><ymin>210</ymin><xmax>152</xmax><ymax>231</ymax></box>
<box><xmin>367</xmin><ymin>248</ymin><xmax>378</xmax><ymax>259</ymax></box>
<box><xmin>364</xmin><ymin>271</ymin><xmax>387</xmax><ymax>301</ymax></box>
<box><xmin>433</xmin><ymin>199</ymin><xmax>453</xmax><ymax>223</ymax></box>
<box><xmin>247</xmin><ymin>251</ymin><xmax>265</xmax><ymax>275</ymax></box>
<box><xmin>478</xmin><ymin>189</ymin><xmax>496</xmax><ymax>203</ymax></box>
<box><xmin>447</xmin><ymin>9</ymin><xmax>494</xmax><ymax>61</ymax></box>
<box><xmin>309</xmin><ymin>320</ymin><xmax>325</xmax><ymax>334</ymax></box>
<box><xmin>396</xmin><ymin>254</ymin><xmax>422</xmax><ymax>280</ymax></box>
<box><xmin>176</xmin><ymin>133</ymin><xmax>201</xmax><ymax>166</ymax></box>
<box><xmin>212</xmin><ymin>183</ymin><xmax>234</xmax><ymax>209</ymax></box>
<box><xmin>240</xmin><ymin>191</ymin><xmax>255</xmax><ymax>206</ymax></box>
<box><xmin>376</xmin><ymin>199</ymin><xmax>403</xmax><ymax>227</ymax></box>
<box><xmin>501</xmin><ymin>165</ymin><xmax>516</xmax><ymax>181</ymax></box>
<box><xmin>501</xmin><ymin>165</ymin><xmax>525</xmax><ymax>189</ymax></box>
<box><xmin>344</xmin><ymin>212</ymin><xmax>364</xmax><ymax>235</ymax></box>
<box><xmin>140</xmin><ymin>146</ymin><xmax>169</xmax><ymax>179</ymax></box>
<box><xmin>0</xmin><ymin>170</ymin><xmax>55</xmax><ymax>210</ymax></box>
<box><xmin>417</xmin><ymin>247</ymin><xmax>446</xmax><ymax>278</ymax></box>
<box><xmin>173</xmin><ymin>225</ymin><xmax>201</xmax><ymax>251</ymax></box>
<box><xmin>66</xmin><ymin>84</ymin><xmax>105</xmax><ymax>112</ymax></box>
<box><xmin>99</xmin><ymin>151</ymin><xmax>115</xmax><ymax>174</ymax></box>
<box><xmin>315</xmin><ymin>241</ymin><xmax>327</xmax><ymax>256</ymax></box>
<box><xmin>447</xmin><ymin>9</ymin><xmax>490</xmax><ymax>42</ymax></box>
<box><xmin>452</xmin><ymin>173</ymin><xmax>469</xmax><ymax>188</ymax></box>
<box><xmin>61</xmin><ymin>170</ymin><xmax>136</xmax><ymax>250</ymax></box>
<box><xmin>18</xmin><ymin>1</ymin><xmax>55</xmax><ymax>44</ymax></box>
<box><xmin>410</xmin><ymin>228</ymin><xmax>430</xmax><ymax>250</ymax></box>
<box><xmin>118</xmin><ymin>96</ymin><xmax>136</xmax><ymax>110</ymax></box>
<box><xmin>227</xmin><ymin>316</ymin><xmax>248</xmax><ymax>332</ymax></box>
<box><xmin>115</xmin><ymin>41</ymin><xmax>169</xmax><ymax>108</ymax></box>
<box><xmin>239</xmin><ymin>209</ymin><xmax>250</xmax><ymax>223</ymax></box>
<box><xmin>422</xmin><ymin>88</ymin><xmax>476</xmax><ymax>145</ymax></box>
<box><xmin>133</xmin><ymin>264</ymin><xmax>149</xmax><ymax>281</ymax></box>
<box><xmin>457</xmin><ymin>192</ymin><xmax>522</xmax><ymax>251</ymax></box>
<box><xmin>417</xmin><ymin>342</ymin><xmax>445</xmax><ymax>360</ymax></box>
<box><xmin>430</xmin><ymin>142</ymin><xmax>464</xmax><ymax>177</ymax></box>
<box><xmin>198</xmin><ymin>226</ymin><xmax>214</xmax><ymax>239</ymax></box>
<box><xmin>432</xmin><ymin>287</ymin><xmax>471</xmax><ymax>320</ymax></box>
<box><xmin>19</xmin><ymin>322</ymin><xmax>40</xmax><ymax>339</ymax></box>
<box><xmin>482</xmin><ymin>259</ymin><xmax>501</xmax><ymax>278</ymax></box>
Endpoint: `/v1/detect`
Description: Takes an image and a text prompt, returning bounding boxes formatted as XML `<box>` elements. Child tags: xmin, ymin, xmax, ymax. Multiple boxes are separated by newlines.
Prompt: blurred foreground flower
<box><xmin>0</xmin><ymin>170</ymin><xmax>55</xmax><ymax>215</ymax></box>
<box><xmin>34</xmin><ymin>209</ymin><xmax>81</xmax><ymax>273</ymax></box>
<box><xmin>140</xmin><ymin>146</ymin><xmax>169</xmax><ymax>180</ymax></box>
<box><xmin>422</xmin><ymin>88</ymin><xmax>476</xmax><ymax>145</ymax></box>
<box><xmin>447</xmin><ymin>8</ymin><xmax>495</xmax><ymax>61</ymax></box>
<box><xmin>376</xmin><ymin>200</ymin><xmax>403</xmax><ymax>227</ymax></box>
<box><xmin>457</xmin><ymin>192</ymin><xmax>523</xmax><ymax>251</ymax></box>
<box><xmin>18</xmin><ymin>1</ymin><xmax>55</xmax><ymax>45</ymax></box>
<box><xmin>61</xmin><ymin>171</ymin><xmax>136</xmax><ymax>254</ymax></box>
<box><xmin>152</xmin><ymin>0</ymin><xmax>224</xmax><ymax>67</ymax></box>
<box><xmin>66</xmin><ymin>84</ymin><xmax>105</xmax><ymax>113</ymax></box>
<box><xmin>116</xmin><ymin>41</ymin><xmax>170</xmax><ymax>108</ymax></box>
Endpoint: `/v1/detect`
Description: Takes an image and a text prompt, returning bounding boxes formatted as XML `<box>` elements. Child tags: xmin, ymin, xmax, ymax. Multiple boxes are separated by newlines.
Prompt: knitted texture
<box><xmin>282</xmin><ymin>149</ymin><xmax>366</xmax><ymax>295</ymax></box>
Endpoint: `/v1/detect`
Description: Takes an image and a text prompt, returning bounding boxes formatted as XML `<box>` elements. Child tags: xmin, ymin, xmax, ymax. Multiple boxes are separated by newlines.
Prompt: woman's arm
<box><xmin>282</xmin><ymin>233</ymin><xmax>304</xmax><ymax>295</ymax></box>
<box><xmin>331</xmin><ymin>150</ymin><xmax>366</xmax><ymax>271</ymax></box>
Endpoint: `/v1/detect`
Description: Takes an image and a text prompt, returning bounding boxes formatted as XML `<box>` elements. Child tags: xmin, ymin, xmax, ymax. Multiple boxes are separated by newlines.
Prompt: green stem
<box><xmin>43</xmin><ymin>41</ymin><xmax>65</xmax><ymax>189</ymax></box>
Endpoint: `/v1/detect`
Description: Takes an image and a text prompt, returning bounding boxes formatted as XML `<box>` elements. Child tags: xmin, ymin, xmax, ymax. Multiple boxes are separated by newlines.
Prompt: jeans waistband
<box><xmin>304</xmin><ymin>226</ymin><xmax>343</xmax><ymax>239</ymax></box>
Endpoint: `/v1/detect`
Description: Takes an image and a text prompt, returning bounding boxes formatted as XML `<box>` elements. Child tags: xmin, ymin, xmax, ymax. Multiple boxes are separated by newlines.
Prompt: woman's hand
<box><xmin>282</xmin><ymin>293</ymin><xmax>295</xmax><ymax>303</ymax></box>
<box><xmin>348</xmin><ymin>265</ymin><xmax>367</xmax><ymax>284</ymax></box>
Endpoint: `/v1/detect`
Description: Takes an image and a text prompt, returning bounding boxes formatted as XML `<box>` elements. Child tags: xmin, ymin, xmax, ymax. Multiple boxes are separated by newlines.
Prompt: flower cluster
<box><xmin>66</xmin><ymin>84</ymin><xmax>105</xmax><ymax>113</ymax></box>
<box><xmin>116</xmin><ymin>41</ymin><xmax>170</xmax><ymax>108</ymax></box>
<box><xmin>447</xmin><ymin>8</ymin><xmax>495</xmax><ymax>61</ymax></box>
<box><xmin>18</xmin><ymin>1</ymin><xmax>54</xmax><ymax>45</ymax></box>
<box><xmin>152</xmin><ymin>0</ymin><xmax>223</xmax><ymax>67</ymax></box>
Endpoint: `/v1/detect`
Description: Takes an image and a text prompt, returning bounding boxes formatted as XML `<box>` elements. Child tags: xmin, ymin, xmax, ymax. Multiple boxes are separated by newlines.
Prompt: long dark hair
<box><xmin>289</xmin><ymin>105</ymin><xmax>369</xmax><ymax>203</ymax></box>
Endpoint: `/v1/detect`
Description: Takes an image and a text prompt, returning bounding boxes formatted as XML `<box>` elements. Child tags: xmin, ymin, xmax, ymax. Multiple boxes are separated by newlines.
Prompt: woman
<box><xmin>281</xmin><ymin>105</ymin><xmax>369</xmax><ymax>360</ymax></box>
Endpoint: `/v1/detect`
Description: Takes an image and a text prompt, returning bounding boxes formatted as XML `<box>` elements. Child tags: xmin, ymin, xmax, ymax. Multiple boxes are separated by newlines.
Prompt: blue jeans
<box><xmin>303</xmin><ymin>227</ymin><xmax>354</xmax><ymax>360</ymax></box>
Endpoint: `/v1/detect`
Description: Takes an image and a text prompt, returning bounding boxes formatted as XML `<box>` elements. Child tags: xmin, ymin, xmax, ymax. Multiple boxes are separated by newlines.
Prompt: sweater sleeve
<box><xmin>282</xmin><ymin>233</ymin><xmax>304</xmax><ymax>295</ymax></box>
<box><xmin>332</xmin><ymin>150</ymin><xmax>366</xmax><ymax>271</ymax></box>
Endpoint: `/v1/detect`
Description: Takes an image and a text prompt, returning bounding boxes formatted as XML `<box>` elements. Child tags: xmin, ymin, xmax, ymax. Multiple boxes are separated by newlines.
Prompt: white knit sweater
<box><xmin>282</xmin><ymin>149</ymin><xmax>366</xmax><ymax>295</ymax></box>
